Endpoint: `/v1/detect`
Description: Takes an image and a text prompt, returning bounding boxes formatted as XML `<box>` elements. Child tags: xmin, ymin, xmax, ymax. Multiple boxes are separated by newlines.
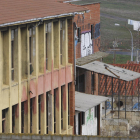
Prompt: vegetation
<box><xmin>103</xmin><ymin>54</ymin><xmax>136</xmax><ymax>64</ymax></box>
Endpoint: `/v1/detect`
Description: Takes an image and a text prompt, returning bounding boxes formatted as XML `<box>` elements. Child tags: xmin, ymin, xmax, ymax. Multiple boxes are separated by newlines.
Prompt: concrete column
<box><xmin>62</xmin><ymin>19</ymin><xmax>68</xmax><ymax>66</ymax></box>
<box><xmin>5</xmin><ymin>107</ymin><xmax>11</xmax><ymax>133</ymax></box>
<box><xmin>55</xmin><ymin>88</ymin><xmax>61</xmax><ymax>134</ymax></box>
<box><xmin>0</xmin><ymin>31</ymin><xmax>2</xmax><ymax>133</ymax></box>
<box><xmin>48</xmin><ymin>21</ymin><xmax>54</xmax><ymax>134</ymax></box>
<box><xmin>9</xmin><ymin>28</ymin><xmax>12</xmax><ymax>133</ymax></box>
<box><xmin>32</xmin><ymin>24</ymin><xmax>39</xmax><ymax>134</ymax></box>
<box><xmin>27</xmin><ymin>25</ymin><xmax>30</xmax><ymax>133</ymax></box>
<box><xmin>14</xmin><ymin>27</ymin><xmax>22</xmax><ymax>133</ymax></box>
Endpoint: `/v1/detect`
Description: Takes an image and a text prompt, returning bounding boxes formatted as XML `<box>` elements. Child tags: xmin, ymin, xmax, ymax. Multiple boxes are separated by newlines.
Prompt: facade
<box><xmin>0</xmin><ymin>0</ymin><xmax>87</xmax><ymax>134</ymax></box>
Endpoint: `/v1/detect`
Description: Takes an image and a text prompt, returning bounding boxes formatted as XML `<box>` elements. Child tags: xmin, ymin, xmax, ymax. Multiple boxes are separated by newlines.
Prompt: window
<box><xmin>29</xmin><ymin>27</ymin><xmax>35</xmax><ymax>75</ymax></box>
<box><xmin>68</xmin><ymin>83</ymin><xmax>70</xmax><ymax>125</ymax></box>
<box><xmin>91</xmin><ymin>24</ymin><xmax>94</xmax><ymax>39</ymax></box>
<box><xmin>38</xmin><ymin>95</ymin><xmax>41</xmax><ymax>134</ymax></box>
<box><xmin>77</xmin><ymin>27</ymin><xmax>81</xmax><ymax>42</ymax></box>
<box><xmin>30</xmin><ymin>98</ymin><xmax>33</xmax><ymax>133</ymax></box>
<box><xmin>11</xmin><ymin>30</ymin><xmax>14</xmax><ymax>81</ymax></box>
<box><xmin>81</xmin><ymin>112</ymin><xmax>85</xmax><ymax>125</ymax></box>
<box><xmin>21</xmin><ymin>102</ymin><xmax>24</xmax><ymax>133</ymax></box>
<box><xmin>54</xmin><ymin>89</ymin><xmax>57</xmax><ymax>133</ymax></box>
<box><xmin>12</xmin><ymin>105</ymin><xmax>16</xmax><ymax>133</ymax></box>
<box><xmin>95</xmin><ymin>106</ymin><xmax>97</xmax><ymax>118</ymax></box>
<box><xmin>61</xmin><ymin>86</ymin><xmax>63</xmax><ymax>129</ymax></box>
<box><xmin>94</xmin><ymin>23</ymin><xmax>100</xmax><ymax>39</ymax></box>
<box><xmin>60</xmin><ymin>20</ymin><xmax>65</xmax><ymax>65</ymax></box>
<box><xmin>46</xmin><ymin>24</ymin><xmax>48</xmax><ymax>70</ymax></box>
<box><xmin>46</xmin><ymin>92</ymin><xmax>49</xmax><ymax>134</ymax></box>
<box><xmin>2</xmin><ymin>108</ymin><xmax>8</xmax><ymax>133</ymax></box>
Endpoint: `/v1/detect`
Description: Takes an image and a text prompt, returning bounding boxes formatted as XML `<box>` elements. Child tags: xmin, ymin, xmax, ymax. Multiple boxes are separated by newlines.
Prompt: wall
<box><xmin>82</xmin><ymin>107</ymin><xmax>97</xmax><ymax>135</ymax></box>
<box><xmin>0</xmin><ymin>17</ymin><xmax>75</xmax><ymax>135</ymax></box>
<box><xmin>102</xmin><ymin>111</ymin><xmax>140</xmax><ymax>137</ymax></box>
<box><xmin>75</xmin><ymin>105</ymin><xmax>102</xmax><ymax>136</ymax></box>
<box><xmin>74</xmin><ymin>3</ymin><xmax>100</xmax><ymax>59</ymax></box>
<box><xmin>0</xmin><ymin>134</ymin><xmax>139</xmax><ymax>140</ymax></box>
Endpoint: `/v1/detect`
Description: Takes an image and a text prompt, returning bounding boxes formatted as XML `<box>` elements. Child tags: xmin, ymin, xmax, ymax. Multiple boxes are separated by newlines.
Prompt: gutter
<box><xmin>0</xmin><ymin>11</ymin><xmax>88</xmax><ymax>28</ymax></box>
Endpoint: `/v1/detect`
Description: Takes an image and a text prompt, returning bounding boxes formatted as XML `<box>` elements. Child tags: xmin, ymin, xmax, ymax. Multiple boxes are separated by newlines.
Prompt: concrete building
<box><xmin>0</xmin><ymin>0</ymin><xmax>88</xmax><ymax>134</ymax></box>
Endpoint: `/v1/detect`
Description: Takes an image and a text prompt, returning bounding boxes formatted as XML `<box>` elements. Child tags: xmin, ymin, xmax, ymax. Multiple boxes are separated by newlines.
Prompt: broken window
<box><xmin>21</xmin><ymin>102</ymin><xmax>24</xmax><ymax>133</ymax></box>
<box><xmin>29</xmin><ymin>27</ymin><xmax>35</xmax><ymax>75</ymax></box>
<box><xmin>11</xmin><ymin>29</ymin><xmax>18</xmax><ymax>81</ymax></box>
<box><xmin>60</xmin><ymin>20</ymin><xmax>65</xmax><ymax>65</ymax></box>
<box><xmin>2</xmin><ymin>108</ymin><xmax>8</xmax><ymax>133</ymax></box>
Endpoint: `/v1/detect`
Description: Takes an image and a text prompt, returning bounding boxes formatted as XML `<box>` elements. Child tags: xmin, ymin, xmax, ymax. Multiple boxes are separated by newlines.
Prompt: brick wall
<box><xmin>68</xmin><ymin>18</ymin><xmax>75</xmax><ymax>134</ymax></box>
<box><xmin>74</xmin><ymin>3</ymin><xmax>100</xmax><ymax>59</ymax></box>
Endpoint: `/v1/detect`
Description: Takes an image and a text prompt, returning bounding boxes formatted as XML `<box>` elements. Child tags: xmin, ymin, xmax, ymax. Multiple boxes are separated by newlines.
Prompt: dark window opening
<box><xmin>68</xmin><ymin>83</ymin><xmax>70</xmax><ymax>125</ymax></box>
<box><xmin>21</xmin><ymin>102</ymin><xmax>24</xmax><ymax>133</ymax></box>
<box><xmin>81</xmin><ymin>112</ymin><xmax>85</xmax><ymax>125</ymax></box>
<box><xmin>11</xmin><ymin>30</ymin><xmax>15</xmax><ymax>81</ymax></box>
<box><xmin>61</xmin><ymin>86</ymin><xmax>63</xmax><ymax>129</ymax></box>
<box><xmin>95</xmin><ymin>106</ymin><xmax>97</xmax><ymax>118</ymax></box>
<box><xmin>91</xmin><ymin>24</ymin><xmax>94</xmax><ymax>39</ymax></box>
<box><xmin>46</xmin><ymin>92</ymin><xmax>49</xmax><ymax>134</ymax></box>
<box><xmin>75</xmin><ymin>74</ymin><xmax>85</xmax><ymax>92</ymax></box>
<box><xmin>77</xmin><ymin>27</ymin><xmax>81</xmax><ymax>42</ymax></box>
<box><xmin>60</xmin><ymin>29</ymin><xmax>63</xmax><ymax>65</ymax></box>
<box><xmin>12</xmin><ymin>105</ymin><xmax>16</xmax><ymax>133</ymax></box>
<box><xmin>30</xmin><ymin>98</ymin><xmax>33</xmax><ymax>133</ymax></box>
<box><xmin>91</xmin><ymin>72</ymin><xmax>95</xmax><ymax>94</ymax></box>
<box><xmin>46</xmin><ymin>33</ymin><xmax>48</xmax><ymax>70</ymax></box>
<box><xmin>54</xmin><ymin>89</ymin><xmax>56</xmax><ymax>133</ymax></box>
<box><xmin>2</xmin><ymin>108</ymin><xmax>8</xmax><ymax>133</ymax></box>
<box><xmin>38</xmin><ymin>95</ymin><xmax>41</xmax><ymax>134</ymax></box>
<box><xmin>94</xmin><ymin>23</ymin><xmax>100</xmax><ymax>39</ymax></box>
<box><xmin>78</xmin><ymin>113</ymin><xmax>81</xmax><ymax>135</ymax></box>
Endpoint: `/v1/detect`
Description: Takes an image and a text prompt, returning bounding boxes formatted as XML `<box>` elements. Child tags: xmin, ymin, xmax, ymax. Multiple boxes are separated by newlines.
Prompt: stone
<box><xmin>119</xmin><ymin>126</ymin><xmax>126</xmax><ymax>131</ymax></box>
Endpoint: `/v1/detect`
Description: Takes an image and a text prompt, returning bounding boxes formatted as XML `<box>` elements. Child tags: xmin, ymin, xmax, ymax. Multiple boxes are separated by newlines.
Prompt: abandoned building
<box><xmin>0</xmin><ymin>0</ymin><xmax>89</xmax><ymax>134</ymax></box>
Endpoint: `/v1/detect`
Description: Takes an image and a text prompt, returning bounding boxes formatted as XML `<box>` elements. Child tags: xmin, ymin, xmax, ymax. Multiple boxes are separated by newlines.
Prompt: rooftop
<box><xmin>75</xmin><ymin>91</ymin><xmax>108</xmax><ymax>112</ymax></box>
<box><xmin>0</xmin><ymin>0</ymin><xmax>87</xmax><ymax>27</ymax></box>
<box><xmin>76</xmin><ymin>51</ymin><xmax>109</xmax><ymax>66</ymax></box>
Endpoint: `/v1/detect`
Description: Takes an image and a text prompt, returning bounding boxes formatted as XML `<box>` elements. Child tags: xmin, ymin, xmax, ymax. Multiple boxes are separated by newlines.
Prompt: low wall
<box><xmin>101</xmin><ymin>111</ymin><xmax>140</xmax><ymax>137</ymax></box>
<box><xmin>0</xmin><ymin>134</ymin><xmax>138</xmax><ymax>140</ymax></box>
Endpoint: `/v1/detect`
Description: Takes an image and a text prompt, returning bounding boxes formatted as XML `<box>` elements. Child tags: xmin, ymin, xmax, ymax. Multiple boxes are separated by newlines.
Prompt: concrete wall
<box><xmin>0</xmin><ymin>134</ymin><xmax>138</xmax><ymax>140</ymax></box>
<box><xmin>82</xmin><ymin>107</ymin><xmax>97</xmax><ymax>135</ymax></box>
<box><xmin>75</xmin><ymin>105</ymin><xmax>102</xmax><ymax>136</ymax></box>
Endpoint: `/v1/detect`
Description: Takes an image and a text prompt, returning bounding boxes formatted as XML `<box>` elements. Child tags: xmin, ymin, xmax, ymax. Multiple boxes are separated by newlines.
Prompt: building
<box><xmin>0</xmin><ymin>0</ymin><xmax>88</xmax><ymax>134</ymax></box>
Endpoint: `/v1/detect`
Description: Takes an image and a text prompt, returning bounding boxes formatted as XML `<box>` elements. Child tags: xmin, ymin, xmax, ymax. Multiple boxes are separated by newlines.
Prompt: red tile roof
<box><xmin>99</xmin><ymin>63</ymin><xmax>140</xmax><ymax>96</ymax></box>
<box><xmin>0</xmin><ymin>0</ymin><xmax>87</xmax><ymax>27</ymax></box>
